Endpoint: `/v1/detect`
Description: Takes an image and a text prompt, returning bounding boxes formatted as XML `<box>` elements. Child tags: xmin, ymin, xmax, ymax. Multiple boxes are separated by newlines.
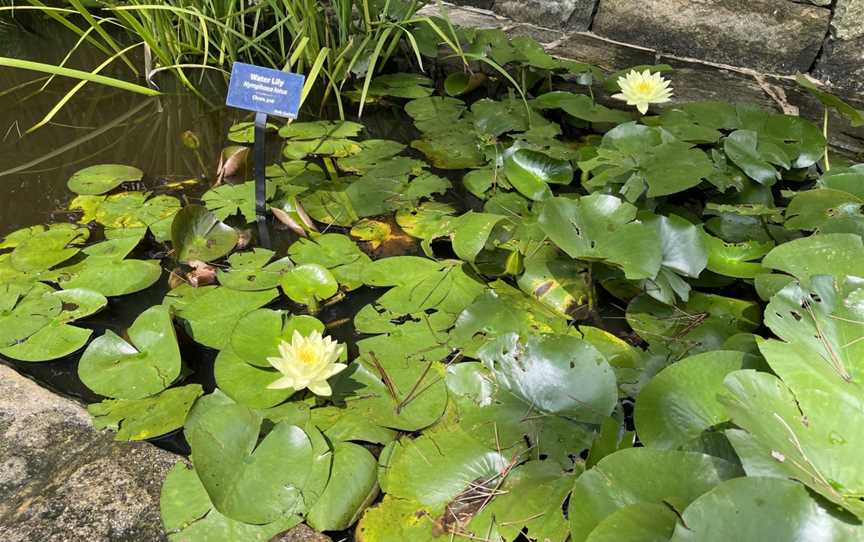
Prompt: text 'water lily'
<box><xmin>266</xmin><ymin>330</ymin><xmax>346</xmax><ymax>396</ymax></box>
<box><xmin>612</xmin><ymin>69</ymin><xmax>673</xmax><ymax>115</ymax></box>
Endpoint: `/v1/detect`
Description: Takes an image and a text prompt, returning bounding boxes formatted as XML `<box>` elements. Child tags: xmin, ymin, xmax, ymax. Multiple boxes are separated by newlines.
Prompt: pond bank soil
<box><xmin>0</xmin><ymin>364</ymin><xmax>332</xmax><ymax>542</ymax></box>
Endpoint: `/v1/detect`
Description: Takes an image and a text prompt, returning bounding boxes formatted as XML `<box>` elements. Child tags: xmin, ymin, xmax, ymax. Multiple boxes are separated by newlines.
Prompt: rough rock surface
<box><xmin>271</xmin><ymin>523</ymin><xmax>333</xmax><ymax>542</ymax></box>
<box><xmin>591</xmin><ymin>0</ymin><xmax>830</xmax><ymax>74</ymax></box>
<box><xmin>0</xmin><ymin>364</ymin><xmax>180</xmax><ymax>542</ymax></box>
<box><xmin>496</xmin><ymin>0</ymin><xmax>597</xmax><ymax>30</ymax></box>
<box><xmin>831</xmin><ymin>0</ymin><xmax>864</xmax><ymax>41</ymax></box>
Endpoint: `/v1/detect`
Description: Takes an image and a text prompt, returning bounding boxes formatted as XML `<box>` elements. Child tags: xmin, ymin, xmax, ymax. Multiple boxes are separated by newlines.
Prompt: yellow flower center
<box><xmin>296</xmin><ymin>346</ymin><xmax>318</xmax><ymax>364</ymax></box>
<box><xmin>637</xmin><ymin>81</ymin><xmax>652</xmax><ymax>94</ymax></box>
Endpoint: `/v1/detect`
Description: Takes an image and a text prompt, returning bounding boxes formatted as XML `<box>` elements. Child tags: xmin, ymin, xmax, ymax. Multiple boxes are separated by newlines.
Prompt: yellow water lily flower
<box><xmin>266</xmin><ymin>330</ymin><xmax>347</xmax><ymax>396</ymax></box>
<box><xmin>612</xmin><ymin>69</ymin><xmax>673</xmax><ymax>115</ymax></box>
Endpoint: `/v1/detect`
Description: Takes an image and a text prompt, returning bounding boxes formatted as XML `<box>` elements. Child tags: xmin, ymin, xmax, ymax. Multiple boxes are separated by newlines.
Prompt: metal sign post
<box><xmin>253</xmin><ymin>111</ymin><xmax>270</xmax><ymax>247</ymax></box>
<box><xmin>225</xmin><ymin>62</ymin><xmax>305</xmax><ymax>248</ymax></box>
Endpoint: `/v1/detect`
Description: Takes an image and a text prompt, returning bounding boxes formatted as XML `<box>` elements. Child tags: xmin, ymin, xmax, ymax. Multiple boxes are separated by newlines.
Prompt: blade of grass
<box><xmin>0</xmin><ymin>57</ymin><xmax>160</xmax><ymax>96</ymax></box>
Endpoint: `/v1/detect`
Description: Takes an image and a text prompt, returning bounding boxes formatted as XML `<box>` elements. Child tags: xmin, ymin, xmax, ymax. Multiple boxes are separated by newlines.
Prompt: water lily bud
<box><xmin>181</xmin><ymin>130</ymin><xmax>200</xmax><ymax>150</ymax></box>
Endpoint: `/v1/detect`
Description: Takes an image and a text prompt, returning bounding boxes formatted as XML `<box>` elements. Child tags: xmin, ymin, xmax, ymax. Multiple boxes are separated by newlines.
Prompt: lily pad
<box><xmin>503</xmin><ymin>147</ymin><xmax>572</xmax><ymax>201</ymax></box>
<box><xmin>217</xmin><ymin>249</ymin><xmax>294</xmax><ymax>291</ymax></box>
<box><xmin>165</xmin><ymin>285</ymin><xmax>278</xmax><ymax>349</ymax></box>
<box><xmin>88</xmin><ymin>384</ymin><xmax>203</xmax><ymax>441</ymax></box>
<box><xmin>279</xmin><ymin>121</ymin><xmax>363</xmax><ymax>160</ymax></box>
<box><xmin>171</xmin><ymin>205</ymin><xmax>238</xmax><ymax>263</ymax></box>
<box><xmin>160</xmin><ymin>462</ymin><xmax>301</xmax><ymax>541</ymax></box>
<box><xmin>279</xmin><ymin>264</ymin><xmax>338</xmax><ymax>312</ymax></box>
<box><xmin>307</xmin><ymin>442</ymin><xmax>379</xmax><ymax>532</ymax></box>
<box><xmin>68</xmin><ymin>164</ymin><xmax>143</xmax><ymax>195</ymax></box>
<box><xmin>185</xmin><ymin>397</ymin><xmax>331</xmax><ymax>524</ymax></box>
<box><xmin>214</xmin><ymin>348</ymin><xmax>296</xmax><ymax>409</ymax></box>
<box><xmin>71</xmin><ymin>192</ymin><xmax>181</xmax><ymax>241</ymax></box>
<box><xmin>288</xmin><ymin>234</ymin><xmax>371</xmax><ymax>291</ymax></box>
<box><xmin>0</xmin><ymin>283</ymin><xmax>106</xmax><ymax>362</ymax></box>
<box><xmin>670</xmin><ymin>477</ymin><xmax>864</xmax><ymax>541</ymax></box>
<box><xmin>635</xmin><ymin>350</ymin><xmax>752</xmax><ymax>449</ymax></box>
<box><xmin>230</xmin><ymin>309</ymin><xmax>325</xmax><ymax>367</ymax></box>
<box><xmin>569</xmin><ymin>447</ymin><xmax>742</xmax><ymax>542</ymax></box>
<box><xmin>78</xmin><ymin>305</ymin><xmax>182</xmax><ymax>399</ymax></box>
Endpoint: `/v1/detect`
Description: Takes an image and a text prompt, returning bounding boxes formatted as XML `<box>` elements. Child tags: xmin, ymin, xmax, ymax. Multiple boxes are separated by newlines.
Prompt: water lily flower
<box><xmin>266</xmin><ymin>330</ymin><xmax>347</xmax><ymax>396</ymax></box>
<box><xmin>612</xmin><ymin>69</ymin><xmax>673</xmax><ymax>115</ymax></box>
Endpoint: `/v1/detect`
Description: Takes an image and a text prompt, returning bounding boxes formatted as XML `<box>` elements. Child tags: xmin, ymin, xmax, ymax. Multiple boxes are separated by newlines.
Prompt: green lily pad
<box><xmin>68</xmin><ymin>164</ymin><xmax>143</xmax><ymax>195</ymax></box>
<box><xmin>380</xmin><ymin>428</ymin><xmax>511</xmax><ymax>514</ymax></box>
<box><xmin>164</xmin><ymin>285</ymin><xmax>278</xmax><ymax>350</ymax></box>
<box><xmin>279</xmin><ymin>264</ymin><xmax>338</xmax><ymax>311</ymax></box>
<box><xmin>227</xmin><ymin>121</ymin><xmax>277</xmax><ymax>143</ymax></box>
<box><xmin>0</xmin><ymin>283</ymin><xmax>106</xmax><ymax>362</ymax></box>
<box><xmin>533</xmin><ymin>91</ymin><xmax>633</xmax><ymax>124</ymax></box>
<box><xmin>7</xmin><ymin>223</ymin><xmax>88</xmax><ymax>273</ymax></box>
<box><xmin>171</xmin><ymin>205</ymin><xmax>238</xmax><ymax>263</ymax></box>
<box><xmin>569</xmin><ymin>447</ymin><xmax>742</xmax><ymax>542</ymax></box>
<box><xmin>213</xmin><ymin>348</ymin><xmax>295</xmax><ymax>409</ymax></box>
<box><xmin>467</xmin><ymin>461</ymin><xmax>575</xmax><ymax>542</ymax></box>
<box><xmin>202</xmin><ymin>181</ymin><xmax>276</xmax><ymax>224</ymax></box>
<box><xmin>356</xmin><ymin>496</ymin><xmax>438</xmax><ymax>542</ymax></box>
<box><xmin>230</xmin><ymin>309</ymin><xmax>325</xmax><ymax>367</ymax></box>
<box><xmin>160</xmin><ymin>463</ymin><xmax>301</xmax><ymax>541</ymax></box>
<box><xmin>88</xmin><ymin>384</ymin><xmax>203</xmax><ymax>441</ymax></box>
<box><xmin>703</xmin><ymin>233</ymin><xmax>772</xmax><ymax>279</ymax></box>
<box><xmin>71</xmin><ymin>192</ymin><xmax>181</xmax><ymax>241</ymax></box>
<box><xmin>538</xmin><ymin>194</ymin><xmax>662</xmax><ymax>280</ymax></box>
<box><xmin>762</xmin><ymin>233</ymin><xmax>864</xmax><ymax>282</ymax></box>
<box><xmin>185</xmin><ymin>396</ymin><xmax>332</xmax><ymax>524</ymax></box>
<box><xmin>288</xmin><ymin>234</ymin><xmax>371</xmax><ymax>291</ymax></box>
<box><xmin>362</xmin><ymin>73</ymin><xmax>434</xmax><ymax>99</ymax></box>
<box><xmin>635</xmin><ymin>350</ymin><xmax>752</xmax><ymax>449</ymax></box>
<box><xmin>279</xmin><ymin>121</ymin><xmax>363</xmax><ymax>160</ymax></box>
<box><xmin>517</xmin><ymin>246</ymin><xmax>590</xmax><ymax>318</ymax></box>
<box><xmin>503</xmin><ymin>147</ymin><xmax>572</xmax><ymax>201</ymax></box>
<box><xmin>670</xmin><ymin>477</ymin><xmax>864</xmax><ymax>541</ymax></box>
<box><xmin>478</xmin><ymin>332</ymin><xmax>617</xmax><ymax>424</ymax></box>
<box><xmin>217</xmin><ymin>249</ymin><xmax>294</xmax><ymax>291</ymax></box>
<box><xmin>78</xmin><ymin>305</ymin><xmax>182</xmax><ymax>399</ymax></box>
<box><xmin>307</xmin><ymin>442</ymin><xmax>379</xmax><ymax>532</ymax></box>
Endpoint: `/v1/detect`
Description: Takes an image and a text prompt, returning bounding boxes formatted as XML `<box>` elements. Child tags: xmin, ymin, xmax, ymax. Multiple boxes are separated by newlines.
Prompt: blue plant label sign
<box><xmin>226</xmin><ymin>62</ymin><xmax>305</xmax><ymax>119</ymax></box>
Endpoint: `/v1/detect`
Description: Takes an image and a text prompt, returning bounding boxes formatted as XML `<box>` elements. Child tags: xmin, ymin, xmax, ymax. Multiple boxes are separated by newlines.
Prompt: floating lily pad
<box><xmin>307</xmin><ymin>442</ymin><xmax>379</xmax><ymax>532</ymax></box>
<box><xmin>503</xmin><ymin>147</ymin><xmax>572</xmax><ymax>201</ymax></box>
<box><xmin>280</xmin><ymin>264</ymin><xmax>338</xmax><ymax>312</ymax></box>
<box><xmin>230</xmin><ymin>309</ymin><xmax>325</xmax><ymax>367</ymax></box>
<box><xmin>569</xmin><ymin>447</ymin><xmax>742</xmax><ymax>542</ymax></box>
<box><xmin>279</xmin><ymin>121</ymin><xmax>363</xmax><ymax>160</ymax></box>
<box><xmin>160</xmin><ymin>462</ymin><xmax>301</xmax><ymax>541</ymax></box>
<box><xmin>68</xmin><ymin>164</ymin><xmax>143</xmax><ymax>195</ymax></box>
<box><xmin>165</xmin><ymin>285</ymin><xmax>278</xmax><ymax>349</ymax></box>
<box><xmin>171</xmin><ymin>205</ymin><xmax>238</xmax><ymax>263</ymax></box>
<box><xmin>288</xmin><ymin>234</ymin><xmax>371</xmax><ymax>291</ymax></box>
<box><xmin>88</xmin><ymin>384</ymin><xmax>203</xmax><ymax>441</ymax></box>
<box><xmin>202</xmin><ymin>181</ymin><xmax>276</xmax><ymax>224</ymax></box>
<box><xmin>670</xmin><ymin>477</ymin><xmax>864</xmax><ymax>541</ymax></box>
<box><xmin>78</xmin><ymin>305</ymin><xmax>182</xmax><ymax>399</ymax></box>
<box><xmin>0</xmin><ymin>283</ymin><xmax>106</xmax><ymax>362</ymax></box>
<box><xmin>71</xmin><ymin>191</ymin><xmax>181</xmax><ymax>241</ymax></box>
<box><xmin>185</xmin><ymin>397</ymin><xmax>331</xmax><ymax>524</ymax></box>
<box><xmin>214</xmin><ymin>348</ymin><xmax>296</xmax><ymax>408</ymax></box>
<box><xmin>6</xmin><ymin>223</ymin><xmax>88</xmax><ymax>273</ymax></box>
<box><xmin>217</xmin><ymin>249</ymin><xmax>293</xmax><ymax>291</ymax></box>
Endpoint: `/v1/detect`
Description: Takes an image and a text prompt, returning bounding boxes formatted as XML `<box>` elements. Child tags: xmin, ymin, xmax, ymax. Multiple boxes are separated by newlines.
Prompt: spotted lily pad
<box><xmin>78</xmin><ymin>305</ymin><xmax>182</xmax><ymax>399</ymax></box>
<box><xmin>71</xmin><ymin>192</ymin><xmax>181</xmax><ymax>241</ymax></box>
<box><xmin>202</xmin><ymin>181</ymin><xmax>276</xmax><ymax>224</ymax></box>
<box><xmin>5</xmin><ymin>223</ymin><xmax>88</xmax><ymax>274</ymax></box>
<box><xmin>68</xmin><ymin>164</ymin><xmax>143</xmax><ymax>195</ymax></box>
<box><xmin>217</xmin><ymin>249</ymin><xmax>293</xmax><ymax>291</ymax></box>
<box><xmin>0</xmin><ymin>283</ymin><xmax>106</xmax><ymax>362</ymax></box>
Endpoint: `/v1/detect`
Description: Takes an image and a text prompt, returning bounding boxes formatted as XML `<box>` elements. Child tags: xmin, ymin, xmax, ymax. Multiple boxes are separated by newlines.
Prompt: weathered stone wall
<box><xmin>446</xmin><ymin>0</ymin><xmax>864</xmax><ymax>95</ymax></box>
<box><xmin>424</xmin><ymin>1</ymin><xmax>864</xmax><ymax>156</ymax></box>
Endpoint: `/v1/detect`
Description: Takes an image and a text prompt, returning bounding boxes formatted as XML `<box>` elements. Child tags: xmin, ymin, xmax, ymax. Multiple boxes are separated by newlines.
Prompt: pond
<box><xmin>4</xmin><ymin>7</ymin><xmax>864</xmax><ymax>542</ymax></box>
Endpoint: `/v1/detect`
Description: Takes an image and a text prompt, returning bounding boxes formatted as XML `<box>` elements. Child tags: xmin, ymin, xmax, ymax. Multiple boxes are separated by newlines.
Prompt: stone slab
<box><xmin>592</xmin><ymin>0</ymin><xmax>831</xmax><ymax>74</ymax></box>
<box><xmin>496</xmin><ymin>0</ymin><xmax>597</xmax><ymax>30</ymax></box>
<box><xmin>0</xmin><ymin>364</ymin><xmax>180</xmax><ymax>542</ymax></box>
<box><xmin>832</xmin><ymin>0</ymin><xmax>864</xmax><ymax>41</ymax></box>
<box><xmin>816</xmin><ymin>36</ymin><xmax>864</xmax><ymax>97</ymax></box>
